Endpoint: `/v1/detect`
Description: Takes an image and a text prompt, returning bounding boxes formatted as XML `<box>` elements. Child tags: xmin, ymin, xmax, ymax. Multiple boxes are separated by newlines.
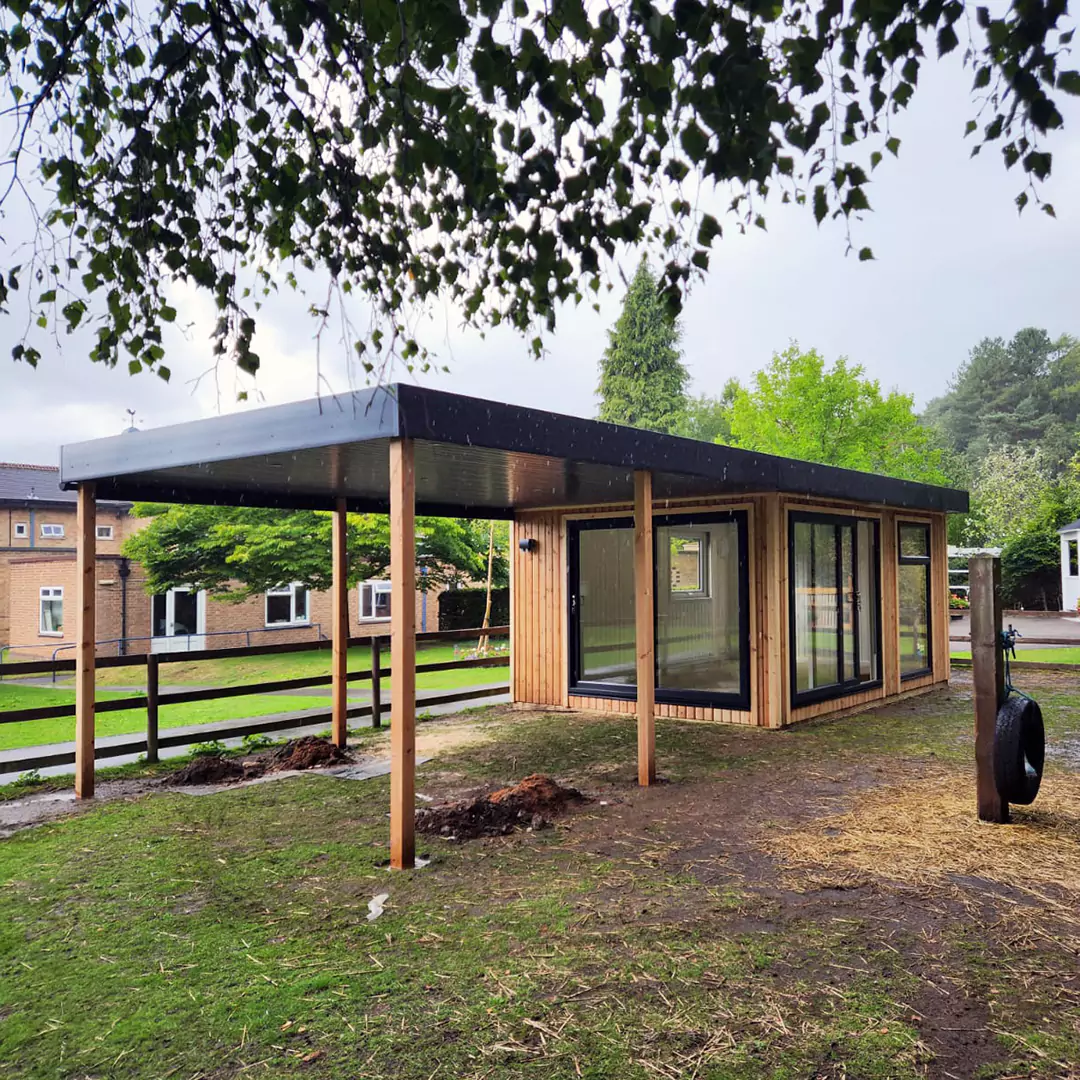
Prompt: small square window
<box><xmin>265</xmin><ymin>583</ymin><xmax>310</xmax><ymax>626</ymax></box>
<box><xmin>39</xmin><ymin>587</ymin><xmax>64</xmax><ymax>636</ymax></box>
<box><xmin>359</xmin><ymin>581</ymin><xmax>392</xmax><ymax>621</ymax></box>
<box><xmin>669</xmin><ymin>531</ymin><xmax>710</xmax><ymax>598</ymax></box>
<box><xmin>40</xmin><ymin>523</ymin><xmax>65</xmax><ymax>539</ymax></box>
<box><xmin>13</xmin><ymin>522</ymin><xmax>27</xmax><ymax>538</ymax></box>
<box><xmin>96</xmin><ymin>524</ymin><xmax>114</xmax><ymax>541</ymax></box>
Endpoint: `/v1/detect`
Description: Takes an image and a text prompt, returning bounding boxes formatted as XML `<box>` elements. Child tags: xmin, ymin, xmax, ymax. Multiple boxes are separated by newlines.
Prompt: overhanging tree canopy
<box><xmin>2</xmin><ymin>0</ymin><xmax>1076</xmax><ymax>375</ymax></box>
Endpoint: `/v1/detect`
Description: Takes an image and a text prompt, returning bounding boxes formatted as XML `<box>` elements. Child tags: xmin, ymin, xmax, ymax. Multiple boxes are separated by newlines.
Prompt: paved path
<box><xmin>949</xmin><ymin>612</ymin><xmax>1080</xmax><ymax>651</ymax></box>
<box><xmin>0</xmin><ymin>684</ymin><xmax>510</xmax><ymax>780</ymax></box>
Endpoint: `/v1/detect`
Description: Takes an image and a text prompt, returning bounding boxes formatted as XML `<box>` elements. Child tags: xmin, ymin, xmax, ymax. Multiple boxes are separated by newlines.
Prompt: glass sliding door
<box><xmin>568</xmin><ymin>511</ymin><xmax>750</xmax><ymax>709</ymax></box>
<box><xmin>790</xmin><ymin>513</ymin><xmax>880</xmax><ymax>704</ymax></box>
<box><xmin>573</xmin><ymin>523</ymin><xmax>637</xmax><ymax>686</ymax></box>
<box><xmin>655</xmin><ymin>516</ymin><xmax>748</xmax><ymax>702</ymax></box>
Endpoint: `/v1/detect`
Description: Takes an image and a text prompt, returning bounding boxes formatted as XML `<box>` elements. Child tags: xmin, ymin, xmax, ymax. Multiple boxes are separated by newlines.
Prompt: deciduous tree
<box><xmin>2</xmin><ymin>1</ymin><xmax>1076</xmax><ymax>376</ymax></box>
<box><xmin>123</xmin><ymin>505</ymin><xmax>508</xmax><ymax>600</ymax></box>
<box><xmin>724</xmin><ymin>344</ymin><xmax>946</xmax><ymax>483</ymax></box>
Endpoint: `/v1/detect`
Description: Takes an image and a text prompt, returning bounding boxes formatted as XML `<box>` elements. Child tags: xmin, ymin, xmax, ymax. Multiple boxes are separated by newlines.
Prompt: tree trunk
<box><xmin>478</xmin><ymin>521</ymin><xmax>495</xmax><ymax>654</ymax></box>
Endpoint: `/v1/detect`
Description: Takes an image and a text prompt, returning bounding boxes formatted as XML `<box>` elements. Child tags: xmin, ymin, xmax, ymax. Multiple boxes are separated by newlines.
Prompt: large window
<box><xmin>359</xmin><ymin>581</ymin><xmax>392</xmax><ymax>621</ymax></box>
<box><xmin>790</xmin><ymin>514</ymin><xmax>880</xmax><ymax>704</ymax></box>
<box><xmin>898</xmin><ymin>523</ymin><xmax>932</xmax><ymax>678</ymax></box>
<box><xmin>265</xmin><ymin>583</ymin><xmax>309</xmax><ymax>626</ymax></box>
<box><xmin>39</xmin><ymin>587</ymin><xmax>64</xmax><ymax>636</ymax></box>
<box><xmin>568</xmin><ymin>512</ymin><xmax>750</xmax><ymax>709</ymax></box>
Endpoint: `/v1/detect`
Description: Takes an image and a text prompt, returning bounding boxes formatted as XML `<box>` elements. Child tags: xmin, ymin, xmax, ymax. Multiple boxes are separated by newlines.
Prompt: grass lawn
<box><xmin>952</xmin><ymin>646</ymin><xmax>1080</xmax><ymax>663</ymax></box>
<box><xmin>88</xmin><ymin>640</ymin><xmax>505</xmax><ymax>690</ymax></box>
<box><xmin>3</xmin><ymin>673</ymin><xmax>1080</xmax><ymax>1077</ymax></box>
<box><xmin>0</xmin><ymin>683</ymin><xmax>335</xmax><ymax>752</ymax></box>
<box><xmin>0</xmin><ymin>642</ymin><xmax>508</xmax><ymax>752</ymax></box>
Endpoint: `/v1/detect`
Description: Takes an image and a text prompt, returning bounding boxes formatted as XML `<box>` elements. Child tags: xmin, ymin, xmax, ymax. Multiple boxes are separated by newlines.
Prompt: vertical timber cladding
<box><xmin>515</xmin><ymin>496</ymin><xmax>761</xmax><ymax>723</ymax></box>
<box><xmin>513</xmin><ymin>497</ymin><xmax>952</xmax><ymax>727</ymax></box>
<box><xmin>511</xmin><ymin>511</ymin><xmax>566</xmax><ymax>708</ymax></box>
<box><xmin>784</xmin><ymin>499</ymin><xmax>951</xmax><ymax>724</ymax></box>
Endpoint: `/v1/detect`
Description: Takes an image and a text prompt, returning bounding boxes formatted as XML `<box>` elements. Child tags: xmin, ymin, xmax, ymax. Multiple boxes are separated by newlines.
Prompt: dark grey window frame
<box><xmin>567</xmin><ymin>511</ymin><xmax>751</xmax><ymax>711</ymax></box>
<box><xmin>898</xmin><ymin>521</ymin><xmax>933</xmax><ymax>681</ymax></box>
<box><xmin>788</xmin><ymin>511</ymin><xmax>883</xmax><ymax>708</ymax></box>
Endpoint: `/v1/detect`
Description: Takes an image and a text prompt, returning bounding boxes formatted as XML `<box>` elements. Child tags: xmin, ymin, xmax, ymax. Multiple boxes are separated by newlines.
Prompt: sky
<box><xmin>2</xmin><ymin>46</ymin><xmax>1079</xmax><ymax>467</ymax></box>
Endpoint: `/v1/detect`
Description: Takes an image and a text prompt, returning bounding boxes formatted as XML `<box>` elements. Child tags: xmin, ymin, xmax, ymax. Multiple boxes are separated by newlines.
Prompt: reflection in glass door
<box><xmin>791</xmin><ymin>515</ymin><xmax>880</xmax><ymax>702</ymax></box>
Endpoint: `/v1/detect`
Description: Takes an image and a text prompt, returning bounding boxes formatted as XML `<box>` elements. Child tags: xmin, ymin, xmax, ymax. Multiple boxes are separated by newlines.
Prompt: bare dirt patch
<box><xmin>416</xmin><ymin>773</ymin><xmax>587</xmax><ymax>840</ymax></box>
<box><xmin>268</xmin><ymin>735</ymin><xmax>352</xmax><ymax>772</ymax></box>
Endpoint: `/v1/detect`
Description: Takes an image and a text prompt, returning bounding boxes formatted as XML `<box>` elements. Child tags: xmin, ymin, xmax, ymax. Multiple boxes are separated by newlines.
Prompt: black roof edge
<box><xmin>396</xmin><ymin>384</ymin><xmax>970</xmax><ymax>514</ymax></box>
<box><xmin>60</xmin><ymin>386</ymin><xmax>401</xmax><ymax>490</ymax></box>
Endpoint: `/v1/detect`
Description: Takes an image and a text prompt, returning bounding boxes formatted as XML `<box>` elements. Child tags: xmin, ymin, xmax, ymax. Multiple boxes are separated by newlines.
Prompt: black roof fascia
<box><xmin>59</xmin><ymin>383</ymin><xmax>968</xmax><ymax>515</ymax></box>
<box><xmin>395</xmin><ymin>385</ymin><xmax>969</xmax><ymax>514</ymax></box>
<box><xmin>60</xmin><ymin>386</ymin><xmax>401</xmax><ymax>491</ymax></box>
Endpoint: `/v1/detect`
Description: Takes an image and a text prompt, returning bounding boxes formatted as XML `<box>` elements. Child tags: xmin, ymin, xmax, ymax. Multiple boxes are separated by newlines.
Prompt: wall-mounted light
<box><xmin>518</xmin><ymin>537</ymin><xmax>538</xmax><ymax>553</ymax></box>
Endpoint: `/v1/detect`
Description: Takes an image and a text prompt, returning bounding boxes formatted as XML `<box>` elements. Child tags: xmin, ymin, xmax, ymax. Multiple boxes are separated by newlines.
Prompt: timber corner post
<box><xmin>634</xmin><ymin>470</ymin><xmax>656</xmax><ymax>786</ymax></box>
<box><xmin>75</xmin><ymin>482</ymin><xmax>97</xmax><ymax>798</ymax></box>
<box><xmin>331</xmin><ymin>496</ymin><xmax>349</xmax><ymax>749</ymax></box>
<box><xmin>389</xmin><ymin>438</ymin><xmax>417</xmax><ymax>869</ymax></box>
<box><xmin>970</xmin><ymin>555</ymin><xmax>1008</xmax><ymax>823</ymax></box>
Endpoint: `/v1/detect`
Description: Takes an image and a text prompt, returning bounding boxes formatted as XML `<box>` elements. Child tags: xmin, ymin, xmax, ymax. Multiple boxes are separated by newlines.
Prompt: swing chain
<box><xmin>999</xmin><ymin>624</ymin><xmax>1032</xmax><ymax>701</ymax></box>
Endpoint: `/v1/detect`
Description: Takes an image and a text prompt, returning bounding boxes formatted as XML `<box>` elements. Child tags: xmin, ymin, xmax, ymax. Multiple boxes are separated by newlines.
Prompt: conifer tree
<box><xmin>597</xmin><ymin>259</ymin><xmax>689</xmax><ymax>435</ymax></box>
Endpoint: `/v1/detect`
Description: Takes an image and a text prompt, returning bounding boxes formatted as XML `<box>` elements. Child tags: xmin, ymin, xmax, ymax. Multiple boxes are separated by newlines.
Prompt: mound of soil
<box><xmin>165</xmin><ymin>755</ymin><xmax>261</xmax><ymax>786</ymax></box>
<box><xmin>416</xmin><ymin>773</ymin><xmax>586</xmax><ymax>841</ymax></box>
<box><xmin>269</xmin><ymin>736</ymin><xmax>352</xmax><ymax>772</ymax></box>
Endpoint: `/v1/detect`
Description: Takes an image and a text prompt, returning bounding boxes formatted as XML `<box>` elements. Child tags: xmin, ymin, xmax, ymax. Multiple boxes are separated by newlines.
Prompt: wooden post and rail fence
<box><xmin>0</xmin><ymin>625</ymin><xmax>509</xmax><ymax>777</ymax></box>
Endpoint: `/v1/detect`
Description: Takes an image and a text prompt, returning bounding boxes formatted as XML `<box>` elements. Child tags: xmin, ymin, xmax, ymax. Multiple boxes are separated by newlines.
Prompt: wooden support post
<box><xmin>145</xmin><ymin>654</ymin><xmax>160</xmax><ymax>764</ymax></box>
<box><xmin>970</xmin><ymin>555</ymin><xmax>1008</xmax><ymax>823</ymax></box>
<box><xmin>389</xmin><ymin>438</ymin><xmax>417</xmax><ymax>869</ymax></box>
<box><xmin>75</xmin><ymin>483</ymin><xmax>96</xmax><ymax>799</ymax></box>
<box><xmin>332</xmin><ymin>497</ymin><xmax>349</xmax><ymax>748</ymax></box>
<box><xmin>370</xmin><ymin>636</ymin><xmax>382</xmax><ymax>729</ymax></box>
<box><xmin>634</xmin><ymin>470</ymin><xmax>656</xmax><ymax>786</ymax></box>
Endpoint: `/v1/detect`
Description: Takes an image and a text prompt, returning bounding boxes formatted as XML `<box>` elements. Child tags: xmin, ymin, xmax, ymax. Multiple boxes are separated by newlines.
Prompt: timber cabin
<box><xmin>60</xmin><ymin>385</ymin><xmax>967</xmax><ymax>867</ymax></box>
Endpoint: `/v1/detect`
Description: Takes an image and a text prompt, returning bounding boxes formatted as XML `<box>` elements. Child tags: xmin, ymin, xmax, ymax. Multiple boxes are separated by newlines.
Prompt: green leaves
<box><xmin>1</xmin><ymin>0</ymin><xmax>1074</xmax><ymax>377</ymax></box>
<box><xmin>123</xmin><ymin>506</ymin><xmax>509</xmax><ymax>598</ymax></box>
<box><xmin>596</xmin><ymin>258</ymin><xmax>688</xmax><ymax>435</ymax></box>
<box><xmin>725</xmin><ymin>345</ymin><xmax>947</xmax><ymax>484</ymax></box>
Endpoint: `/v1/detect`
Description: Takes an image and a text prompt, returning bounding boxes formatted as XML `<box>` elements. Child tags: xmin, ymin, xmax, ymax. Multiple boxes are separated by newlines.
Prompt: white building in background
<box><xmin>1059</xmin><ymin>520</ymin><xmax>1080</xmax><ymax>613</ymax></box>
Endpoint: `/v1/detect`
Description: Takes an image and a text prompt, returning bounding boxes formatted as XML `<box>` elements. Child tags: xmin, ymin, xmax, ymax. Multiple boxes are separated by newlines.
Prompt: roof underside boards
<box><xmin>60</xmin><ymin>384</ymin><xmax>970</xmax><ymax>517</ymax></box>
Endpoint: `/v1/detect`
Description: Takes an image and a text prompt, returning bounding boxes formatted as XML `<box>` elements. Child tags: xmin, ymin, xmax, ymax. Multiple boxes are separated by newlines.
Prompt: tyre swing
<box><xmin>993</xmin><ymin>627</ymin><xmax>1045</xmax><ymax>806</ymax></box>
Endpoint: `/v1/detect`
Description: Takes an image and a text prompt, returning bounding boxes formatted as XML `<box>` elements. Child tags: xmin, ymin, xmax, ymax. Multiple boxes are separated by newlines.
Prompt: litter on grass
<box><xmin>367</xmin><ymin>893</ymin><xmax>390</xmax><ymax>921</ymax></box>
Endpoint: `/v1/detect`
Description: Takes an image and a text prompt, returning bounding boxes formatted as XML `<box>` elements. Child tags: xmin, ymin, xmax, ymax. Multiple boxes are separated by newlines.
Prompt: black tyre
<box><xmin>994</xmin><ymin>695</ymin><xmax>1045</xmax><ymax>805</ymax></box>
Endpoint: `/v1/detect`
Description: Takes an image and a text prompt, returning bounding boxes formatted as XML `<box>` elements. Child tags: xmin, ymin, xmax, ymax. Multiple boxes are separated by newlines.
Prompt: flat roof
<box><xmin>60</xmin><ymin>385</ymin><xmax>969</xmax><ymax>516</ymax></box>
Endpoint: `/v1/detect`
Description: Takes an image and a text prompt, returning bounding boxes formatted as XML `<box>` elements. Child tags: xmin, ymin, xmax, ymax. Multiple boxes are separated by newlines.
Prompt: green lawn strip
<box><xmin>0</xmin><ymin>683</ymin><xmax>334</xmax><ymax>752</ymax></box>
<box><xmin>951</xmin><ymin>646</ymin><xmax>1080</xmax><ymax>664</ymax></box>
<box><xmin>92</xmin><ymin>641</ymin><xmax>505</xmax><ymax>690</ymax></box>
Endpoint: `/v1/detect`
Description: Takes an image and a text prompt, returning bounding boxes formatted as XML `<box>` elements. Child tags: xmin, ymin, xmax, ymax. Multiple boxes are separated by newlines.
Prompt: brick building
<box><xmin>0</xmin><ymin>463</ymin><xmax>134</xmax><ymax>650</ymax></box>
<box><xmin>2</xmin><ymin>463</ymin><xmax>442</xmax><ymax>658</ymax></box>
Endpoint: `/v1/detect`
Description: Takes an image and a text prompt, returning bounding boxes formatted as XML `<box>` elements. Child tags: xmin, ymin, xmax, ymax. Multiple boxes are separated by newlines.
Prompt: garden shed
<box><xmin>60</xmin><ymin>385</ymin><xmax>967</xmax><ymax>867</ymax></box>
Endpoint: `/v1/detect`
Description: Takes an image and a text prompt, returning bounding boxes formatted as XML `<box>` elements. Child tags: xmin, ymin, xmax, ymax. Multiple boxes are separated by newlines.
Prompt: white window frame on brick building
<box><xmin>265</xmin><ymin>583</ymin><xmax>310</xmax><ymax>627</ymax></box>
<box><xmin>359</xmin><ymin>580</ymin><xmax>391</xmax><ymax>621</ymax></box>
<box><xmin>39</xmin><ymin>587</ymin><xmax>64</xmax><ymax>636</ymax></box>
<box><xmin>40</xmin><ymin>522</ymin><xmax>65</xmax><ymax>539</ymax></box>
<box><xmin>13</xmin><ymin>522</ymin><xmax>27</xmax><ymax>538</ymax></box>
<box><xmin>96</xmin><ymin>524</ymin><xmax>114</xmax><ymax>541</ymax></box>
